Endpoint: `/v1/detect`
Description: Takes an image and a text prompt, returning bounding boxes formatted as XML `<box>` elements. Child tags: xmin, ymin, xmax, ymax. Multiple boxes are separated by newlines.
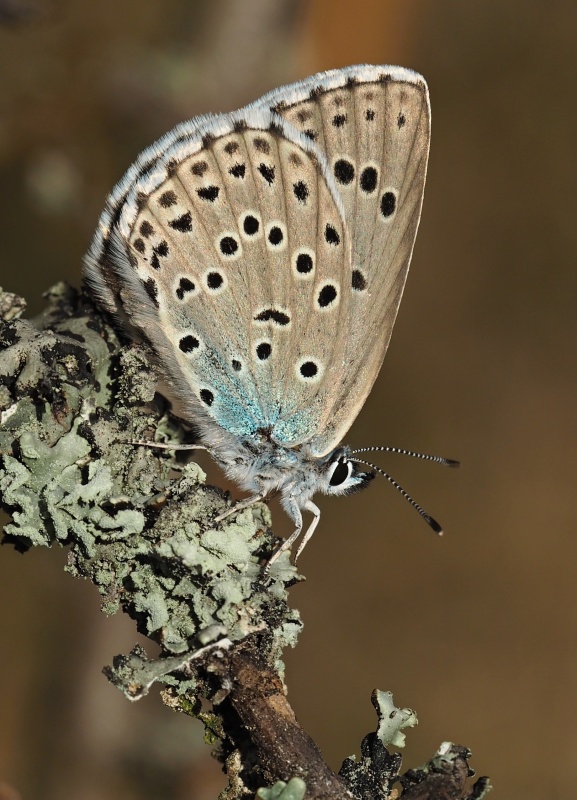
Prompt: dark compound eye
<box><xmin>329</xmin><ymin>458</ymin><xmax>350</xmax><ymax>486</ymax></box>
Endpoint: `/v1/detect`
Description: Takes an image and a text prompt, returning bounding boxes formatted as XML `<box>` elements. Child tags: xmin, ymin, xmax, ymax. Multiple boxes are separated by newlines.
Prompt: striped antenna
<box><xmin>351</xmin><ymin>446</ymin><xmax>459</xmax><ymax>468</ymax></box>
<box><xmin>351</xmin><ymin>457</ymin><xmax>444</xmax><ymax>535</ymax></box>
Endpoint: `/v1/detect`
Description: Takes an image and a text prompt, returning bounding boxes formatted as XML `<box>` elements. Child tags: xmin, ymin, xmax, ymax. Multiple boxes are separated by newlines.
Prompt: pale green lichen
<box><xmin>0</xmin><ymin>284</ymin><xmax>301</xmax><ymax>700</ymax></box>
<box><xmin>339</xmin><ymin>690</ymin><xmax>416</xmax><ymax>799</ymax></box>
<box><xmin>373</xmin><ymin>690</ymin><xmax>418</xmax><ymax>749</ymax></box>
<box><xmin>257</xmin><ymin>777</ymin><xmax>307</xmax><ymax>800</ymax></box>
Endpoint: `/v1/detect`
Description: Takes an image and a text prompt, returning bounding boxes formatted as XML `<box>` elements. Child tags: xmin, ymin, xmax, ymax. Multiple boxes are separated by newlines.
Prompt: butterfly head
<box><xmin>318</xmin><ymin>447</ymin><xmax>375</xmax><ymax>497</ymax></box>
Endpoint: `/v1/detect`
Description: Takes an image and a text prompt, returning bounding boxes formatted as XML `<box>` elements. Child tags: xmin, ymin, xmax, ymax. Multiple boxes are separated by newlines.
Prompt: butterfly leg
<box><xmin>267</xmin><ymin>500</ymin><xmax>320</xmax><ymax>568</ymax></box>
<box><xmin>128</xmin><ymin>441</ymin><xmax>209</xmax><ymax>452</ymax></box>
<box><xmin>293</xmin><ymin>501</ymin><xmax>321</xmax><ymax>563</ymax></box>
<box><xmin>213</xmin><ymin>493</ymin><xmax>267</xmax><ymax>524</ymax></box>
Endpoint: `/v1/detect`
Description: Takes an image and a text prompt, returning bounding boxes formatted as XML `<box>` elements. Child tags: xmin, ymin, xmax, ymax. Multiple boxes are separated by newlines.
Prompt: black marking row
<box><xmin>333</xmin><ymin>160</ymin><xmax>397</xmax><ymax>216</ymax></box>
<box><xmin>142</xmin><ymin>264</ymin><xmax>367</xmax><ymax>309</ymax></box>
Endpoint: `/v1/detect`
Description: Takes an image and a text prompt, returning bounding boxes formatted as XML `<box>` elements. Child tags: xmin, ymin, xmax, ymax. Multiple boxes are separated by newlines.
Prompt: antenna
<box><xmin>351</xmin><ymin>456</ymin><xmax>445</xmax><ymax>535</ymax></box>
<box><xmin>351</xmin><ymin>445</ymin><xmax>459</xmax><ymax>468</ymax></box>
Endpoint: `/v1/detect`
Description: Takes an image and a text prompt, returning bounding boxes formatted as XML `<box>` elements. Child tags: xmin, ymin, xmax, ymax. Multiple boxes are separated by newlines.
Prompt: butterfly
<box><xmin>84</xmin><ymin>64</ymin><xmax>456</xmax><ymax>566</ymax></box>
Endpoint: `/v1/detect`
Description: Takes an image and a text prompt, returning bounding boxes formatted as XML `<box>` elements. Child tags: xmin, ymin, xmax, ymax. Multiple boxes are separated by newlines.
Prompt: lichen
<box><xmin>0</xmin><ymin>284</ymin><xmax>301</xmax><ymax>700</ymax></box>
<box><xmin>257</xmin><ymin>778</ymin><xmax>307</xmax><ymax>800</ymax></box>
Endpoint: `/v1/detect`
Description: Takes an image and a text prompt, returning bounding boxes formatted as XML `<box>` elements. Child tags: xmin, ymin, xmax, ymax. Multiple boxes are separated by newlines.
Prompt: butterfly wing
<box><xmin>84</xmin><ymin>106</ymin><xmax>354</xmax><ymax>446</ymax></box>
<box><xmin>258</xmin><ymin>65</ymin><xmax>430</xmax><ymax>456</ymax></box>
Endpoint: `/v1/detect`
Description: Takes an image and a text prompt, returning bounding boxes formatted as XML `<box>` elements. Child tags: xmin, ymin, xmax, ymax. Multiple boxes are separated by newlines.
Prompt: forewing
<box><xmin>258</xmin><ymin>65</ymin><xmax>430</xmax><ymax>455</ymax></box>
<box><xmin>84</xmin><ymin>107</ymin><xmax>352</xmax><ymax>446</ymax></box>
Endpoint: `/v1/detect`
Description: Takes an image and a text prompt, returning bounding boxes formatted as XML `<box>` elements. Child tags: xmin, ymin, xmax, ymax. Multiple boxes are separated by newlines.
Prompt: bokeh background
<box><xmin>1</xmin><ymin>1</ymin><xmax>576</xmax><ymax>798</ymax></box>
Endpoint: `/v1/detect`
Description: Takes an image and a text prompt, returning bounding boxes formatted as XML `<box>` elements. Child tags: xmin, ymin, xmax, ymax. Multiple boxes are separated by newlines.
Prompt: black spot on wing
<box><xmin>159</xmin><ymin>190</ymin><xmax>177</xmax><ymax>208</ymax></box>
<box><xmin>256</xmin><ymin>342</ymin><xmax>272</xmax><ymax>360</ymax></box>
<box><xmin>139</xmin><ymin>220</ymin><xmax>154</xmax><ymax>238</ymax></box>
<box><xmin>229</xmin><ymin>163</ymin><xmax>246</xmax><ymax>178</ymax></box>
<box><xmin>169</xmin><ymin>211</ymin><xmax>193</xmax><ymax>232</ymax></box>
<box><xmin>243</xmin><ymin>215</ymin><xmax>259</xmax><ymax>235</ymax></box>
<box><xmin>206</xmin><ymin>271</ymin><xmax>224</xmax><ymax>290</ymax></box>
<box><xmin>296</xmin><ymin>252</ymin><xmax>313</xmax><ymax>274</ymax></box>
<box><xmin>293</xmin><ymin>181</ymin><xmax>309</xmax><ymax>203</ymax></box>
<box><xmin>197</xmin><ymin>185</ymin><xmax>220</xmax><ymax>202</ymax></box>
<box><xmin>352</xmin><ymin>270</ymin><xmax>367</xmax><ymax>291</ymax></box>
<box><xmin>258</xmin><ymin>163</ymin><xmax>275</xmax><ymax>184</ymax></box>
<box><xmin>253</xmin><ymin>137</ymin><xmax>270</xmax><ymax>154</ymax></box>
<box><xmin>220</xmin><ymin>236</ymin><xmax>238</xmax><ymax>256</ymax></box>
<box><xmin>268</xmin><ymin>226</ymin><xmax>283</xmax><ymax>246</ymax></box>
<box><xmin>254</xmin><ymin>309</ymin><xmax>290</xmax><ymax>326</ymax></box>
<box><xmin>334</xmin><ymin>159</ymin><xmax>355</xmax><ymax>185</ymax></box>
<box><xmin>325</xmin><ymin>224</ymin><xmax>340</xmax><ymax>245</ymax></box>
<box><xmin>360</xmin><ymin>167</ymin><xmax>378</xmax><ymax>194</ymax></box>
<box><xmin>381</xmin><ymin>192</ymin><xmax>397</xmax><ymax>217</ymax></box>
<box><xmin>176</xmin><ymin>277</ymin><xmax>195</xmax><ymax>300</ymax></box>
<box><xmin>300</xmin><ymin>361</ymin><xmax>318</xmax><ymax>378</ymax></box>
<box><xmin>317</xmin><ymin>284</ymin><xmax>338</xmax><ymax>307</ymax></box>
<box><xmin>179</xmin><ymin>335</ymin><xmax>199</xmax><ymax>353</ymax></box>
<box><xmin>191</xmin><ymin>161</ymin><xmax>208</xmax><ymax>176</ymax></box>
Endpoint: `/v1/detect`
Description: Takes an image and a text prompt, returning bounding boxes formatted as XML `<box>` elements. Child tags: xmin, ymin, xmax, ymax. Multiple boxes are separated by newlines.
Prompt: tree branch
<box><xmin>0</xmin><ymin>284</ymin><xmax>490</xmax><ymax>799</ymax></box>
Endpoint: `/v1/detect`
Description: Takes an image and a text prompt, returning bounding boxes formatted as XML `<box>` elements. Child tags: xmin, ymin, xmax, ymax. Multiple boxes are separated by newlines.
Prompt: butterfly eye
<box><xmin>329</xmin><ymin>458</ymin><xmax>352</xmax><ymax>487</ymax></box>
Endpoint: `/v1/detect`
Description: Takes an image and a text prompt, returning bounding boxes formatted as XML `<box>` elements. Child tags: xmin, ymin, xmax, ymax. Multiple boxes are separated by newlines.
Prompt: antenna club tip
<box><xmin>426</xmin><ymin>516</ymin><xmax>444</xmax><ymax>535</ymax></box>
<box><xmin>446</xmin><ymin>459</ymin><xmax>460</xmax><ymax>468</ymax></box>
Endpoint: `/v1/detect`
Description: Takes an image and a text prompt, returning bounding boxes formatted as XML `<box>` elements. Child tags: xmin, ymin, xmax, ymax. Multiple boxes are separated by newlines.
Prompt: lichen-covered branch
<box><xmin>0</xmin><ymin>284</ymin><xmax>490</xmax><ymax>799</ymax></box>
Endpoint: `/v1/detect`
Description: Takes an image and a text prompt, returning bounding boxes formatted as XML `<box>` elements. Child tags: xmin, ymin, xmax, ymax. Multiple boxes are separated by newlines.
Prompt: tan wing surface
<box><xmin>258</xmin><ymin>65</ymin><xmax>430</xmax><ymax>454</ymax></box>
<box><xmin>85</xmin><ymin>107</ymin><xmax>352</xmax><ymax>446</ymax></box>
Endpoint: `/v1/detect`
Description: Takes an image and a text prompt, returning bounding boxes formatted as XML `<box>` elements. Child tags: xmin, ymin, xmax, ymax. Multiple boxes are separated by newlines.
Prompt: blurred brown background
<box><xmin>1</xmin><ymin>0</ymin><xmax>576</xmax><ymax>798</ymax></box>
